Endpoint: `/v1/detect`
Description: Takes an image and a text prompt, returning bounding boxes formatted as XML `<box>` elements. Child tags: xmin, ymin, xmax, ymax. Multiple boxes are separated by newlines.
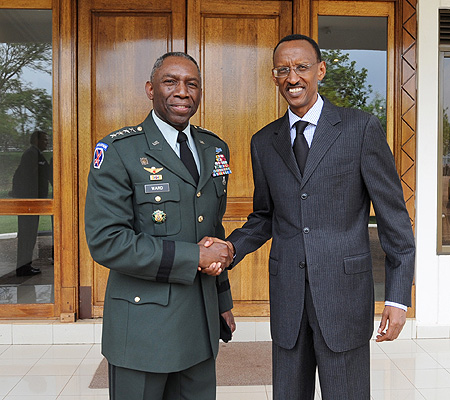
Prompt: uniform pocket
<box><xmin>134</xmin><ymin>182</ymin><xmax>181</xmax><ymax>236</ymax></box>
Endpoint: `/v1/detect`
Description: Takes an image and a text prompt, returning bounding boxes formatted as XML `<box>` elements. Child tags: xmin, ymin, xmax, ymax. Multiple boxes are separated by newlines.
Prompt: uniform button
<box><xmin>134</xmin><ymin>296</ymin><xmax>141</xmax><ymax>303</ymax></box>
<box><xmin>223</xmin><ymin>189</ymin><xmax>226</xmax><ymax>194</ymax></box>
<box><xmin>137</xmin><ymin>126</ymin><xmax>143</xmax><ymax>131</ymax></box>
<box><xmin>196</xmin><ymin>191</ymin><xmax>202</xmax><ymax>198</ymax></box>
<box><xmin>155</xmin><ymin>196</ymin><xmax>161</xmax><ymax>202</ymax></box>
<box><xmin>299</xmin><ymin>261</ymin><xmax>306</xmax><ymax>268</ymax></box>
<box><xmin>303</xmin><ymin>227</ymin><xmax>310</xmax><ymax>234</ymax></box>
<box><xmin>301</xmin><ymin>193</ymin><xmax>308</xmax><ymax>200</ymax></box>
<box><xmin>198</xmin><ymin>215</ymin><xmax>204</xmax><ymax>223</ymax></box>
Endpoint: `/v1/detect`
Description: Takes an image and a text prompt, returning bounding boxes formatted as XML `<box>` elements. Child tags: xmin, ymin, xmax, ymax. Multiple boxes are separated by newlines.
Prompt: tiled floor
<box><xmin>0</xmin><ymin>339</ymin><xmax>450</xmax><ymax>399</ymax></box>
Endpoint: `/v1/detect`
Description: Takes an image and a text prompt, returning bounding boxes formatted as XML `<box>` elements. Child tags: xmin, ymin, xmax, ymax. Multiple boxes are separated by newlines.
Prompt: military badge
<box><xmin>152</xmin><ymin>210</ymin><xmax>167</xmax><ymax>224</ymax></box>
<box><xmin>140</xmin><ymin>158</ymin><xmax>149</xmax><ymax>165</ymax></box>
<box><xmin>212</xmin><ymin>153</ymin><xmax>232</xmax><ymax>177</ymax></box>
<box><xmin>93</xmin><ymin>142</ymin><xmax>108</xmax><ymax>169</ymax></box>
<box><xmin>150</xmin><ymin>175</ymin><xmax>163</xmax><ymax>181</ymax></box>
<box><xmin>144</xmin><ymin>167</ymin><xmax>163</xmax><ymax>174</ymax></box>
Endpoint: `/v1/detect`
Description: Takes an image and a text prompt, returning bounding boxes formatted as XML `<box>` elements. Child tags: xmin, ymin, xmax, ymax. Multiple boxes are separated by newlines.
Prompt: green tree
<box><xmin>0</xmin><ymin>42</ymin><xmax>52</xmax><ymax>150</ymax></box>
<box><xmin>319</xmin><ymin>49</ymin><xmax>372</xmax><ymax>109</ymax></box>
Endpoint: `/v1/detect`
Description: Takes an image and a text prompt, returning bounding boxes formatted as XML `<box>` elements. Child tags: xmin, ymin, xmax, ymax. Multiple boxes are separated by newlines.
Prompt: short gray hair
<box><xmin>150</xmin><ymin>52</ymin><xmax>201</xmax><ymax>83</ymax></box>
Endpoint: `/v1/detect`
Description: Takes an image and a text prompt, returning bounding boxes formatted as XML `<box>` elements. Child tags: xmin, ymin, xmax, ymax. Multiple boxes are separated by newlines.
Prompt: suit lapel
<box><xmin>300</xmin><ymin>100</ymin><xmax>342</xmax><ymax>189</ymax></box>
<box><xmin>272</xmin><ymin>113</ymin><xmax>303</xmax><ymax>185</ymax></box>
<box><xmin>142</xmin><ymin>113</ymin><xmax>197</xmax><ymax>186</ymax></box>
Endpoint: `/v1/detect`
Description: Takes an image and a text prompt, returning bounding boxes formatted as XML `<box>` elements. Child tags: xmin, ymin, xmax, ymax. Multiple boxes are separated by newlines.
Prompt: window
<box><xmin>0</xmin><ymin>9</ymin><xmax>54</xmax><ymax>304</ymax></box>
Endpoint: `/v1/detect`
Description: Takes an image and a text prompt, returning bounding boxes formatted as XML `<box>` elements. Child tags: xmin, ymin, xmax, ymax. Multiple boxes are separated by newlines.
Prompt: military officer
<box><xmin>85</xmin><ymin>52</ymin><xmax>235</xmax><ymax>400</ymax></box>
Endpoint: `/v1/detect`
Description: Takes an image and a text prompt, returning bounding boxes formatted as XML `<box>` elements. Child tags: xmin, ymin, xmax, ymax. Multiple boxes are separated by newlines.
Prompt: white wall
<box><xmin>416</xmin><ymin>0</ymin><xmax>450</xmax><ymax>337</ymax></box>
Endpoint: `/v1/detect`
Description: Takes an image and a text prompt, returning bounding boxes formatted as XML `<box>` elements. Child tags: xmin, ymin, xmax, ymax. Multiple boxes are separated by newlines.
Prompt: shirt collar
<box><xmin>288</xmin><ymin>94</ymin><xmax>324</xmax><ymax>130</ymax></box>
<box><xmin>151</xmin><ymin>110</ymin><xmax>193</xmax><ymax>148</ymax></box>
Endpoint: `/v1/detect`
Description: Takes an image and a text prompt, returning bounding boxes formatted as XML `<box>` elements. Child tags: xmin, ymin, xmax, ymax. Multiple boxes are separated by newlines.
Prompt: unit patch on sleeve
<box><xmin>93</xmin><ymin>142</ymin><xmax>109</xmax><ymax>169</ymax></box>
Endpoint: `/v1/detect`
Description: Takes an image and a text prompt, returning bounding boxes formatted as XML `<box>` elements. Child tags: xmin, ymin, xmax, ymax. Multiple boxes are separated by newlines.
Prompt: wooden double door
<box><xmin>78</xmin><ymin>0</ymin><xmax>292</xmax><ymax>317</ymax></box>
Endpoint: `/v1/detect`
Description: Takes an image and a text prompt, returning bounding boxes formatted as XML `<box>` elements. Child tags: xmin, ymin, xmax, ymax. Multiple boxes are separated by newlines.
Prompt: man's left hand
<box><xmin>376</xmin><ymin>305</ymin><xmax>406</xmax><ymax>342</ymax></box>
<box><xmin>221</xmin><ymin>309</ymin><xmax>236</xmax><ymax>333</ymax></box>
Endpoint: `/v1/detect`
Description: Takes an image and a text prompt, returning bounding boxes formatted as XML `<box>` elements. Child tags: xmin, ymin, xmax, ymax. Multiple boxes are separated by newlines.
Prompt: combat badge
<box><xmin>93</xmin><ymin>142</ymin><xmax>109</xmax><ymax>169</ymax></box>
<box><xmin>152</xmin><ymin>209</ymin><xmax>167</xmax><ymax>224</ymax></box>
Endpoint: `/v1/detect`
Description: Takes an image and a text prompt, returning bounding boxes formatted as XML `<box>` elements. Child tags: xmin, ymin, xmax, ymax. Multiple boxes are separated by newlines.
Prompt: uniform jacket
<box><xmin>85</xmin><ymin>112</ymin><xmax>233</xmax><ymax>373</ymax></box>
<box><xmin>227</xmin><ymin>98</ymin><xmax>415</xmax><ymax>353</ymax></box>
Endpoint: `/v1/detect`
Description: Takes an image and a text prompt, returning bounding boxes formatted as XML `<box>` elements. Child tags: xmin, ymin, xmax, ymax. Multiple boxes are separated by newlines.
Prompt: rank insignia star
<box><xmin>144</xmin><ymin>166</ymin><xmax>163</xmax><ymax>174</ymax></box>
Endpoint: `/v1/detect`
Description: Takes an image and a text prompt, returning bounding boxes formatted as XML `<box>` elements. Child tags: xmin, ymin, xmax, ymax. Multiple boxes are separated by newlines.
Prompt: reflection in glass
<box><xmin>318</xmin><ymin>16</ymin><xmax>387</xmax><ymax>131</ymax></box>
<box><xmin>0</xmin><ymin>10</ymin><xmax>52</xmax><ymax>199</ymax></box>
<box><xmin>319</xmin><ymin>16</ymin><xmax>388</xmax><ymax>302</ymax></box>
<box><xmin>441</xmin><ymin>56</ymin><xmax>450</xmax><ymax>246</ymax></box>
<box><xmin>0</xmin><ymin>215</ymin><xmax>53</xmax><ymax>304</ymax></box>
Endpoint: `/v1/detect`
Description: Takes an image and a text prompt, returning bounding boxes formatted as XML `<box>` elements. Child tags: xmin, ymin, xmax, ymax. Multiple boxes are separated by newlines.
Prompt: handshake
<box><xmin>197</xmin><ymin>237</ymin><xmax>235</xmax><ymax>276</ymax></box>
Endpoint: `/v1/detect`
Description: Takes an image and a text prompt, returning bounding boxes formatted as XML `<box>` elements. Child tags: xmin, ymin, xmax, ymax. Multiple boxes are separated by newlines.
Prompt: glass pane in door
<box><xmin>0</xmin><ymin>9</ymin><xmax>53</xmax><ymax>200</ymax></box>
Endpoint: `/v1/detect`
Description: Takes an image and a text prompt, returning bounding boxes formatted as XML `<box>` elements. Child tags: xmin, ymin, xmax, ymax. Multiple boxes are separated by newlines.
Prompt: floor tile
<box><xmin>377</xmin><ymin>339</ymin><xmax>426</xmax><ymax>355</ymax></box>
<box><xmin>0</xmin><ymin>345</ymin><xmax>50</xmax><ymax>360</ymax></box>
<box><xmin>371</xmin><ymin>368</ymin><xmax>416</xmax><ymax>390</ymax></box>
<box><xmin>57</xmin><ymin>397</ymin><xmax>109</xmax><ymax>400</ymax></box>
<box><xmin>5</xmin><ymin>396</ymin><xmax>57</xmax><ymax>400</ymax></box>
<box><xmin>73</xmin><ymin>358</ymin><xmax>103</xmax><ymax>376</ymax></box>
<box><xmin>418</xmin><ymin>387</ymin><xmax>450</xmax><ymax>399</ymax></box>
<box><xmin>0</xmin><ymin>376</ymin><xmax>22</xmax><ymax>396</ymax></box>
<box><xmin>371</xmin><ymin>353</ymin><xmax>399</xmax><ymax>371</ymax></box>
<box><xmin>84</xmin><ymin>345</ymin><xmax>103</xmax><ymax>360</ymax></box>
<box><xmin>371</xmin><ymin>389</ymin><xmax>426</xmax><ymax>399</ymax></box>
<box><xmin>41</xmin><ymin>345</ymin><xmax>92</xmax><ymax>360</ymax></box>
<box><xmin>389</xmin><ymin>352</ymin><xmax>443</xmax><ymax>370</ymax></box>
<box><xmin>402</xmin><ymin>369</ymin><xmax>450</xmax><ymax>389</ymax></box>
<box><xmin>58</xmin><ymin>375</ymin><xmax>108</xmax><ymax>396</ymax></box>
<box><xmin>0</xmin><ymin>359</ymin><xmax>36</xmax><ymax>376</ymax></box>
<box><xmin>415</xmin><ymin>339</ymin><xmax>450</xmax><ymax>354</ymax></box>
<box><xmin>429</xmin><ymin>352</ymin><xmax>450</xmax><ymax>368</ymax></box>
<box><xmin>7</xmin><ymin>375</ymin><xmax>71</xmax><ymax>396</ymax></box>
<box><xmin>27</xmin><ymin>358</ymin><xmax>81</xmax><ymax>376</ymax></box>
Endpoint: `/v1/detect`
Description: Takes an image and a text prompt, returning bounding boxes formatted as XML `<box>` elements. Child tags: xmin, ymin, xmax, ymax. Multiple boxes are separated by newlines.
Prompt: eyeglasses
<box><xmin>272</xmin><ymin>63</ymin><xmax>318</xmax><ymax>78</ymax></box>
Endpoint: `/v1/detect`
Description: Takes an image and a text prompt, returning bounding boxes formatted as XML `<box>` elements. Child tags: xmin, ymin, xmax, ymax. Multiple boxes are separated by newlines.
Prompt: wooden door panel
<box><xmin>188</xmin><ymin>0</ymin><xmax>292</xmax><ymax>315</ymax></box>
<box><xmin>78</xmin><ymin>0</ymin><xmax>186</xmax><ymax>317</ymax></box>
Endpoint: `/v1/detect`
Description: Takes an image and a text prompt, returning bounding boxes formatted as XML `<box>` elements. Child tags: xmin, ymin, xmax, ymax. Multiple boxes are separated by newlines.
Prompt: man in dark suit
<box><xmin>206</xmin><ymin>34</ymin><xmax>415</xmax><ymax>399</ymax></box>
<box><xmin>85</xmin><ymin>52</ymin><xmax>235</xmax><ymax>400</ymax></box>
<box><xmin>12</xmin><ymin>130</ymin><xmax>52</xmax><ymax>276</ymax></box>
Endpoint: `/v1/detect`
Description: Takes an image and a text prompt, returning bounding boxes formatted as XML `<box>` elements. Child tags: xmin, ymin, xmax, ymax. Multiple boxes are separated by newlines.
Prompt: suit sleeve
<box><xmin>216</xmin><ymin>142</ymin><xmax>233</xmax><ymax>312</ymax></box>
<box><xmin>360</xmin><ymin>115</ymin><xmax>415</xmax><ymax>306</ymax></box>
<box><xmin>85</xmin><ymin>141</ymin><xmax>199</xmax><ymax>285</ymax></box>
<box><xmin>227</xmin><ymin>136</ymin><xmax>273</xmax><ymax>266</ymax></box>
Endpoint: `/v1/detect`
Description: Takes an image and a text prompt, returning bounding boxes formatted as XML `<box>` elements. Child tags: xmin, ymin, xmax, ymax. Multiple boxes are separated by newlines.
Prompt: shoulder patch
<box><xmin>93</xmin><ymin>142</ymin><xmax>108</xmax><ymax>169</ymax></box>
<box><xmin>109</xmin><ymin>125</ymin><xmax>144</xmax><ymax>141</ymax></box>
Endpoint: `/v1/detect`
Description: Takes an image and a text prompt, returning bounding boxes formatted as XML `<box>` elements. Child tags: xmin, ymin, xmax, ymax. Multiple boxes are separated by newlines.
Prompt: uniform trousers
<box><xmin>108</xmin><ymin>356</ymin><xmax>216</xmax><ymax>400</ymax></box>
<box><xmin>272</xmin><ymin>278</ymin><xmax>370</xmax><ymax>400</ymax></box>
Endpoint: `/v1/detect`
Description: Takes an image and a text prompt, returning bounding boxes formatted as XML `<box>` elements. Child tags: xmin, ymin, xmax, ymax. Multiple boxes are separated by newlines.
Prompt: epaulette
<box><xmin>109</xmin><ymin>125</ymin><xmax>144</xmax><ymax>141</ymax></box>
<box><xmin>193</xmin><ymin>125</ymin><xmax>220</xmax><ymax>139</ymax></box>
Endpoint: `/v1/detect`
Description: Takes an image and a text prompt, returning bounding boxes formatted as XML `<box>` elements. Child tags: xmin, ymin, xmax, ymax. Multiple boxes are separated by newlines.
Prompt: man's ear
<box><xmin>272</xmin><ymin>74</ymin><xmax>279</xmax><ymax>86</ymax></box>
<box><xmin>317</xmin><ymin>61</ymin><xmax>326</xmax><ymax>82</ymax></box>
<box><xmin>145</xmin><ymin>81</ymin><xmax>154</xmax><ymax>101</ymax></box>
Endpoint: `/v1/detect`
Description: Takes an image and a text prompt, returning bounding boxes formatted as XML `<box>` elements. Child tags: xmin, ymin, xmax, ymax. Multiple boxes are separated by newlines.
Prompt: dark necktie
<box><xmin>177</xmin><ymin>130</ymin><xmax>199</xmax><ymax>184</ymax></box>
<box><xmin>293</xmin><ymin>120</ymin><xmax>310</xmax><ymax>175</ymax></box>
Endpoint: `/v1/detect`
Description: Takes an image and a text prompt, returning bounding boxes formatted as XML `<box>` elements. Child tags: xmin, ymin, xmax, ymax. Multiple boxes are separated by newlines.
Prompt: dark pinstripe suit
<box><xmin>227</xmin><ymin>98</ymin><xmax>415</xmax><ymax>399</ymax></box>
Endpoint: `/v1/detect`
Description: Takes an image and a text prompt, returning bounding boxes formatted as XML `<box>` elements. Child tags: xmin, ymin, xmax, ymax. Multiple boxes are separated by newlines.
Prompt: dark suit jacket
<box><xmin>85</xmin><ymin>112</ymin><xmax>233</xmax><ymax>373</ymax></box>
<box><xmin>228</xmin><ymin>98</ymin><xmax>415</xmax><ymax>353</ymax></box>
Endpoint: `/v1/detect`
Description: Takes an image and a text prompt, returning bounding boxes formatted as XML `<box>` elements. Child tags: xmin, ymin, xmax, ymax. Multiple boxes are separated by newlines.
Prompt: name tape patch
<box><xmin>145</xmin><ymin>183</ymin><xmax>170</xmax><ymax>193</ymax></box>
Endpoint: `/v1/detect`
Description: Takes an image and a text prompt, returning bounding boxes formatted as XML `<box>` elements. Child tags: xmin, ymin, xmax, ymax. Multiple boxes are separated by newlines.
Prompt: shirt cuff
<box><xmin>385</xmin><ymin>301</ymin><xmax>407</xmax><ymax>311</ymax></box>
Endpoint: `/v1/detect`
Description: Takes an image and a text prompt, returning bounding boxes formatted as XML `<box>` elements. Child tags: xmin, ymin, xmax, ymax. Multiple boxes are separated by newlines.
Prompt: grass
<box><xmin>0</xmin><ymin>215</ymin><xmax>53</xmax><ymax>234</ymax></box>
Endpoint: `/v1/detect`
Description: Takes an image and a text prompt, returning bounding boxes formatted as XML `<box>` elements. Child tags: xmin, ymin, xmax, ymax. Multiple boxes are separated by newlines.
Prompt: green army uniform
<box><xmin>85</xmin><ymin>112</ymin><xmax>233</xmax><ymax>398</ymax></box>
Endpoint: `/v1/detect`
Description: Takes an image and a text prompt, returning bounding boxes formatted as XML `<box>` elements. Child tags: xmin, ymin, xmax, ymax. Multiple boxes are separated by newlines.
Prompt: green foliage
<box><xmin>319</xmin><ymin>49</ymin><xmax>387</xmax><ymax>131</ymax></box>
<box><xmin>319</xmin><ymin>49</ymin><xmax>372</xmax><ymax>109</ymax></box>
<box><xmin>0</xmin><ymin>43</ymin><xmax>52</xmax><ymax>151</ymax></box>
